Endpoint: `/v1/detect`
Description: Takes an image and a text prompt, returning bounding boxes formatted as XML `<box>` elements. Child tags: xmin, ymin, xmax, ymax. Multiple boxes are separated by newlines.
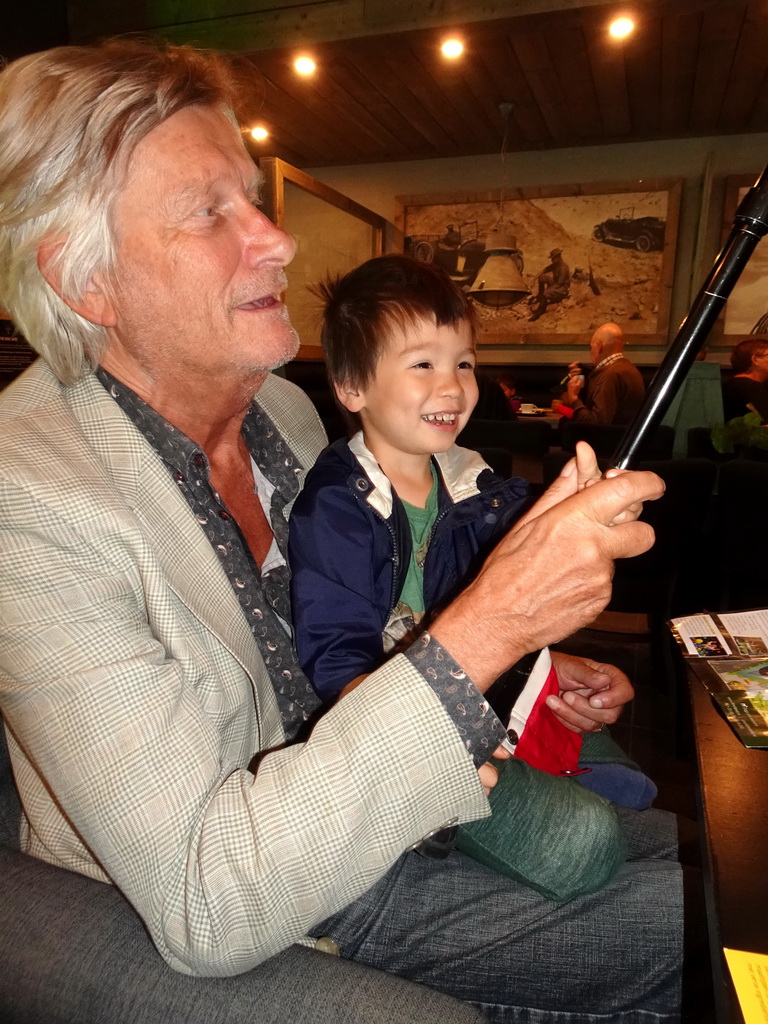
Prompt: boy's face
<box><xmin>337</xmin><ymin>317</ymin><xmax>478</xmax><ymax>464</ymax></box>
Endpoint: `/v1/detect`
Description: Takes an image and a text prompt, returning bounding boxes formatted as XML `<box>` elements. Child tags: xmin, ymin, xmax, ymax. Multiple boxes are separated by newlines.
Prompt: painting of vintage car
<box><xmin>592</xmin><ymin>207</ymin><xmax>666</xmax><ymax>252</ymax></box>
<box><xmin>405</xmin><ymin>221</ymin><xmax>495</xmax><ymax>284</ymax></box>
<box><xmin>722</xmin><ymin>179</ymin><xmax>768</xmax><ymax>339</ymax></box>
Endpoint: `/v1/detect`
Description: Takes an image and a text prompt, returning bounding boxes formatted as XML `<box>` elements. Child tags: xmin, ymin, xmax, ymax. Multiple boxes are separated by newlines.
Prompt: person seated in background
<box><xmin>498</xmin><ymin>373</ymin><xmax>521</xmax><ymax>413</ymax></box>
<box><xmin>554</xmin><ymin>321</ymin><xmax>645</xmax><ymax>425</ymax></box>
<box><xmin>469</xmin><ymin>367</ymin><xmax>514</xmax><ymax>420</ymax></box>
<box><xmin>722</xmin><ymin>336</ymin><xmax>768</xmax><ymax>422</ymax></box>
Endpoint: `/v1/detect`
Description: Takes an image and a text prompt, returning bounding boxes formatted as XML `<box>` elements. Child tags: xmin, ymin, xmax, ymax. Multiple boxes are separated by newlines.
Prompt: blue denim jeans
<box><xmin>310</xmin><ymin>806</ymin><xmax>682</xmax><ymax>1023</ymax></box>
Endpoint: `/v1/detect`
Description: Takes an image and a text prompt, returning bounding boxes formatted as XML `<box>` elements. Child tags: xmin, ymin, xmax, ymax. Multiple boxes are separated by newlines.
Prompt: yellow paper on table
<box><xmin>724</xmin><ymin>949</ymin><xmax>768</xmax><ymax>1023</ymax></box>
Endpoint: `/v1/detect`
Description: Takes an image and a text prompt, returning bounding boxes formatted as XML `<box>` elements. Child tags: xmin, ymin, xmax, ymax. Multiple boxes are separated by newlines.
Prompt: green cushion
<box><xmin>457</xmin><ymin>756</ymin><xmax>627</xmax><ymax>901</ymax></box>
<box><xmin>579</xmin><ymin>727</ymin><xmax>640</xmax><ymax>769</ymax></box>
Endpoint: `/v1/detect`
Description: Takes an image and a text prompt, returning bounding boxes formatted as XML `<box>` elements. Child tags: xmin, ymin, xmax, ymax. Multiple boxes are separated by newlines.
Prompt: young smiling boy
<box><xmin>288</xmin><ymin>254</ymin><xmax>530</xmax><ymax>700</ymax></box>
<box><xmin>288</xmin><ymin>254</ymin><xmax>656</xmax><ymax>826</ymax></box>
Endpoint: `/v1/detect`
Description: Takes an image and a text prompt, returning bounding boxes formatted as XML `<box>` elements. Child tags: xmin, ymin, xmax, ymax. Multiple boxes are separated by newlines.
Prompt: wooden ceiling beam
<box><xmin>657</xmin><ymin>8</ymin><xmax>701</xmax><ymax>137</ymax></box>
<box><xmin>623</xmin><ymin>11</ymin><xmax>663</xmax><ymax>137</ymax></box>
<box><xmin>62</xmin><ymin>1</ymin><xmax>768</xmax><ymax>169</ymax></box>
<box><xmin>70</xmin><ymin>0</ymin><xmax>732</xmax><ymax>52</ymax></box>
<box><xmin>689</xmin><ymin>4</ymin><xmax>746</xmax><ymax>133</ymax></box>
<box><xmin>719</xmin><ymin>4</ymin><xmax>768</xmax><ymax>129</ymax></box>
<box><xmin>581</xmin><ymin>6</ymin><xmax>632</xmax><ymax>138</ymax></box>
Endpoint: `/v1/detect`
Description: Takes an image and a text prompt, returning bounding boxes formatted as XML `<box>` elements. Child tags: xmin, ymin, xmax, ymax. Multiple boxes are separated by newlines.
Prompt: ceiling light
<box><xmin>441</xmin><ymin>39</ymin><xmax>463</xmax><ymax>59</ymax></box>
<box><xmin>609</xmin><ymin>17</ymin><xmax>635</xmax><ymax>39</ymax></box>
<box><xmin>294</xmin><ymin>56</ymin><xmax>316</xmax><ymax>75</ymax></box>
<box><xmin>250</xmin><ymin>126</ymin><xmax>269</xmax><ymax>141</ymax></box>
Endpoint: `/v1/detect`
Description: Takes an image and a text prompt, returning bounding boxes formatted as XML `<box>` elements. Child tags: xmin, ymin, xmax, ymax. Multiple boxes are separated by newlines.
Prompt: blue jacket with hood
<box><xmin>288</xmin><ymin>432</ymin><xmax>530</xmax><ymax>701</ymax></box>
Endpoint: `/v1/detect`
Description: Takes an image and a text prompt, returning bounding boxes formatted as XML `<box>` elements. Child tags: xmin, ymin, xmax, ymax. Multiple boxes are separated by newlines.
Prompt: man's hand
<box><xmin>571</xmin><ymin>442</ymin><xmax>645</xmax><ymax>525</ymax></box>
<box><xmin>565</xmin><ymin>361</ymin><xmax>584</xmax><ymax>402</ymax></box>
<box><xmin>430</xmin><ymin>462</ymin><xmax>664</xmax><ymax>691</ymax></box>
<box><xmin>513</xmin><ymin>443</ymin><xmax>652</xmax><ymax>532</ymax></box>
<box><xmin>547</xmin><ymin>651</ymin><xmax>633</xmax><ymax>734</ymax></box>
<box><xmin>565</xmin><ymin>375</ymin><xmax>583</xmax><ymax>402</ymax></box>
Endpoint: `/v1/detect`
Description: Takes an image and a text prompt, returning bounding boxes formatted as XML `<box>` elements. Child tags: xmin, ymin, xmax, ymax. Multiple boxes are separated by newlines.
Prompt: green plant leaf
<box><xmin>710</xmin><ymin>412</ymin><xmax>768</xmax><ymax>453</ymax></box>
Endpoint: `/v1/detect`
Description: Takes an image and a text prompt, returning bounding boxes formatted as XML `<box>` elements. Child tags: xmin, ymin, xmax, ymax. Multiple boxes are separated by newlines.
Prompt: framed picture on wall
<box><xmin>395</xmin><ymin>178</ymin><xmax>681</xmax><ymax>347</ymax></box>
<box><xmin>718</xmin><ymin>173</ymin><xmax>768</xmax><ymax>345</ymax></box>
<box><xmin>259</xmin><ymin>157</ymin><xmax>391</xmax><ymax>358</ymax></box>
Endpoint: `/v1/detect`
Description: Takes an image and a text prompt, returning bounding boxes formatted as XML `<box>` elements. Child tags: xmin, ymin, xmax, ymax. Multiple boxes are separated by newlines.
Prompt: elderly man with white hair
<box><xmin>0</xmin><ymin>38</ymin><xmax>685</xmax><ymax>1024</ymax></box>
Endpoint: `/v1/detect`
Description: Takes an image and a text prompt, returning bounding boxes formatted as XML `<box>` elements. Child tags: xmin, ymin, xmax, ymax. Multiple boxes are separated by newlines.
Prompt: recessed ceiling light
<box><xmin>294</xmin><ymin>56</ymin><xmax>316</xmax><ymax>75</ymax></box>
<box><xmin>441</xmin><ymin>38</ymin><xmax>463</xmax><ymax>59</ymax></box>
<box><xmin>609</xmin><ymin>17</ymin><xmax>635</xmax><ymax>39</ymax></box>
<box><xmin>250</xmin><ymin>126</ymin><xmax>269</xmax><ymax>141</ymax></box>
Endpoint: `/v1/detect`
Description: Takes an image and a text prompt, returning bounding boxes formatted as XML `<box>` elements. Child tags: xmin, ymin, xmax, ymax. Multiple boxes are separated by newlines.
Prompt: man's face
<box><xmin>103</xmin><ymin>105</ymin><xmax>298</xmax><ymax>391</ymax></box>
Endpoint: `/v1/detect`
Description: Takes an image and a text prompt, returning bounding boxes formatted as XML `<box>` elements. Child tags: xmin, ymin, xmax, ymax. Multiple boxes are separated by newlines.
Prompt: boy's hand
<box><xmin>546</xmin><ymin>652</ymin><xmax>633</xmax><ymax>734</ymax></box>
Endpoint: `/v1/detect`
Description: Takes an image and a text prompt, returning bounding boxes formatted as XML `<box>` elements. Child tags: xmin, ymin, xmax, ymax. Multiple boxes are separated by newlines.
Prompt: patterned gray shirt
<box><xmin>96</xmin><ymin>369</ymin><xmax>506</xmax><ymax>764</ymax></box>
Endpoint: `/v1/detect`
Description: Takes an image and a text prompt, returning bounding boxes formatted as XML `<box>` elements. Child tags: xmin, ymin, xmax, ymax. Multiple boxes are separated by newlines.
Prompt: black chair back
<box><xmin>561</xmin><ymin>421</ymin><xmax>675</xmax><ymax>461</ymax></box>
<box><xmin>607</xmin><ymin>459</ymin><xmax>718</xmax><ymax>618</ymax></box>
<box><xmin>475</xmin><ymin>447</ymin><xmax>514</xmax><ymax>479</ymax></box>
<box><xmin>715</xmin><ymin>459</ymin><xmax>768</xmax><ymax>611</ymax></box>
<box><xmin>460</xmin><ymin>419</ymin><xmax>552</xmax><ymax>460</ymax></box>
<box><xmin>686</xmin><ymin>426</ymin><xmax>725</xmax><ymax>460</ymax></box>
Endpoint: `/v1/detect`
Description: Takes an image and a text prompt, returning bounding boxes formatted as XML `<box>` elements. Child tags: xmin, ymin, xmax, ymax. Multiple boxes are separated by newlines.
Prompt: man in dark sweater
<box><xmin>555</xmin><ymin>322</ymin><xmax>645</xmax><ymax>425</ymax></box>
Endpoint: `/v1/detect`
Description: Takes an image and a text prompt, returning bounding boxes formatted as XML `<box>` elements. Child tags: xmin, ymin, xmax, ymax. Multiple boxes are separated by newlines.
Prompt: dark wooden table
<box><xmin>687</xmin><ymin>661</ymin><xmax>768</xmax><ymax>1023</ymax></box>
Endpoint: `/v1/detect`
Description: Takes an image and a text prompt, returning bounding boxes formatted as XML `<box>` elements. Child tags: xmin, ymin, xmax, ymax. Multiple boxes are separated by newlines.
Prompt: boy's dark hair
<box><xmin>314</xmin><ymin>255</ymin><xmax>477</xmax><ymax>430</ymax></box>
<box><xmin>731</xmin><ymin>336</ymin><xmax>768</xmax><ymax>374</ymax></box>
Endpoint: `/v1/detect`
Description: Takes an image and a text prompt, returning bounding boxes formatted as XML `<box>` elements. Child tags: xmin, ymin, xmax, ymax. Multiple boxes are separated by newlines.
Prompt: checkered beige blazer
<box><xmin>0</xmin><ymin>360</ymin><xmax>487</xmax><ymax>977</ymax></box>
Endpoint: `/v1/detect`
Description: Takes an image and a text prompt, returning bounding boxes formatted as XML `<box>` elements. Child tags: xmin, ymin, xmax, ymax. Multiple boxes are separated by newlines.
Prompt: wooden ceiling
<box><xmin>228</xmin><ymin>0</ymin><xmax>768</xmax><ymax>168</ymax></box>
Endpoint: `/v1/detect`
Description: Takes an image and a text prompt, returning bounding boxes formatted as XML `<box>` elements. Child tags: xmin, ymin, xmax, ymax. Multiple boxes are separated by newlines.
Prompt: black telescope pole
<box><xmin>610</xmin><ymin>164</ymin><xmax>768</xmax><ymax>469</ymax></box>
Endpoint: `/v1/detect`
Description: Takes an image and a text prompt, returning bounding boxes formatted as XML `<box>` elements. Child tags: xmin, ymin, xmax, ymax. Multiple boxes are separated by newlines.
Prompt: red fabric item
<box><xmin>554</xmin><ymin>403</ymin><xmax>574</xmax><ymax>419</ymax></box>
<box><xmin>506</xmin><ymin>652</ymin><xmax>583</xmax><ymax>776</ymax></box>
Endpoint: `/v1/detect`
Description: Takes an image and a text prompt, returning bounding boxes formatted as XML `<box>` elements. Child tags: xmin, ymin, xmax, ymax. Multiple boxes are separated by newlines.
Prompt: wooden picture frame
<box><xmin>717</xmin><ymin>173</ymin><xmax>768</xmax><ymax>347</ymax></box>
<box><xmin>395</xmin><ymin>178</ymin><xmax>682</xmax><ymax>348</ymax></box>
<box><xmin>259</xmin><ymin>157</ymin><xmax>390</xmax><ymax>359</ymax></box>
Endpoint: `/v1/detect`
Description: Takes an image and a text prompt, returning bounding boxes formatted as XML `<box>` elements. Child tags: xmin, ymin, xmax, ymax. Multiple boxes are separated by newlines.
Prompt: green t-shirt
<box><xmin>381</xmin><ymin>465</ymin><xmax>439</xmax><ymax>655</ymax></box>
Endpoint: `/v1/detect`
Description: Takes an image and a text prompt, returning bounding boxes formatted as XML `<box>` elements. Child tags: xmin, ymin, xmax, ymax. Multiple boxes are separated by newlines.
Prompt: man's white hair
<box><xmin>0</xmin><ymin>39</ymin><xmax>240</xmax><ymax>384</ymax></box>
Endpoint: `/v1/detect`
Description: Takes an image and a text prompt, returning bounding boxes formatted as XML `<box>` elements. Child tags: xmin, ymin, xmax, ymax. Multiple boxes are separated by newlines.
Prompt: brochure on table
<box><xmin>669</xmin><ymin>609</ymin><xmax>768</xmax><ymax>749</ymax></box>
<box><xmin>723</xmin><ymin>949</ymin><xmax>768</xmax><ymax>1024</ymax></box>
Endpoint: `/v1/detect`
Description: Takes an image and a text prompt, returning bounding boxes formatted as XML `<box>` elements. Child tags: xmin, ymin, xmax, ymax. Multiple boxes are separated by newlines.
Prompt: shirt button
<box><xmin>314</xmin><ymin>936</ymin><xmax>340</xmax><ymax>955</ymax></box>
<box><xmin>506</xmin><ymin>729</ymin><xmax>519</xmax><ymax>745</ymax></box>
<box><xmin>490</xmin><ymin>498</ymin><xmax>501</xmax><ymax>508</ymax></box>
<box><xmin>193</xmin><ymin>453</ymin><xmax>206</xmax><ymax>468</ymax></box>
<box><xmin>218</xmin><ymin>510</ymin><xmax>231</xmax><ymax>520</ymax></box>
<box><xmin>173</xmin><ymin>471</ymin><xmax>185</xmax><ymax>482</ymax></box>
<box><xmin>355</xmin><ymin>477</ymin><xmax>369</xmax><ymax>491</ymax></box>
